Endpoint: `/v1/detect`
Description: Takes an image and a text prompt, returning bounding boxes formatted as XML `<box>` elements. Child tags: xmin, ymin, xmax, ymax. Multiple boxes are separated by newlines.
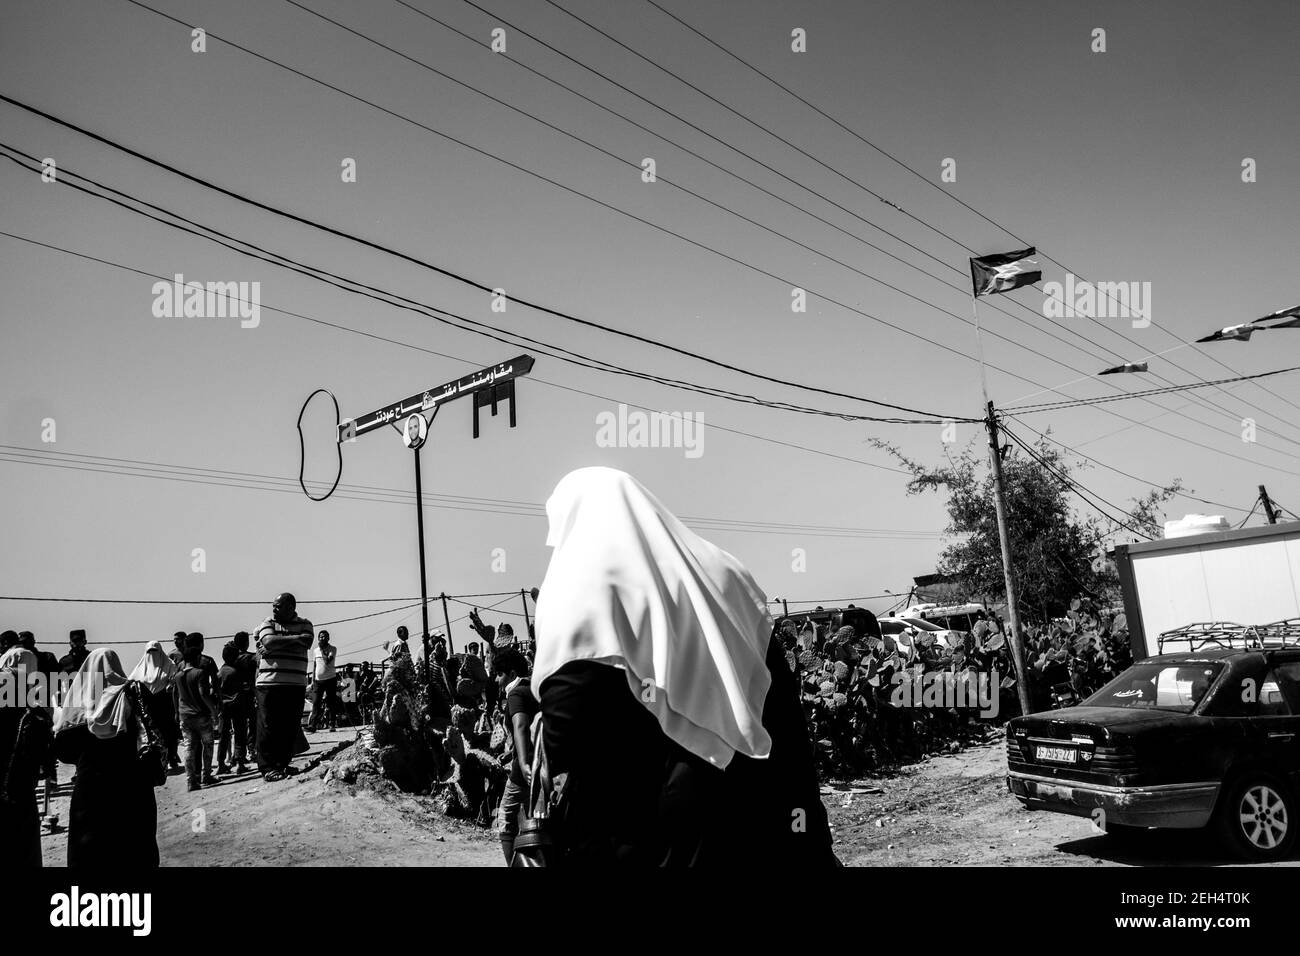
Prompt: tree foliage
<box><xmin>872</xmin><ymin>432</ymin><xmax>1182</xmax><ymax>621</ymax></box>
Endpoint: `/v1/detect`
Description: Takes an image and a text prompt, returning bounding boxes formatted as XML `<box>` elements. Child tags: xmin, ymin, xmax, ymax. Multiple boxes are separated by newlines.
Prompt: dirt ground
<box><xmin>824</xmin><ymin>734</ymin><xmax>1297</xmax><ymax>867</ymax></box>
<box><xmin>39</xmin><ymin>729</ymin><xmax>500</xmax><ymax>867</ymax></box>
<box><xmin>37</xmin><ymin>728</ymin><xmax>1296</xmax><ymax>867</ymax></box>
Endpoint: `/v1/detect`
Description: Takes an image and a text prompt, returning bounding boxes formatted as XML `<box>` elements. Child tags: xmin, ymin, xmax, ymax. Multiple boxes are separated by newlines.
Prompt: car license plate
<box><xmin>1036</xmin><ymin>745</ymin><xmax>1077</xmax><ymax>764</ymax></box>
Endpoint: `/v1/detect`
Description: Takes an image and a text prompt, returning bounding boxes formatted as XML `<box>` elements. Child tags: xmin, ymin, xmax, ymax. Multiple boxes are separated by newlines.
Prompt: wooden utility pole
<box><xmin>1260</xmin><ymin>485</ymin><xmax>1279</xmax><ymax>525</ymax></box>
<box><xmin>519</xmin><ymin>589</ymin><xmax>532</xmax><ymax>644</ymax></box>
<box><xmin>440</xmin><ymin>592</ymin><xmax>454</xmax><ymax>655</ymax></box>
<box><xmin>985</xmin><ymin>400</ymin><xmax>1033</xmax><ymax>717</ymax></box>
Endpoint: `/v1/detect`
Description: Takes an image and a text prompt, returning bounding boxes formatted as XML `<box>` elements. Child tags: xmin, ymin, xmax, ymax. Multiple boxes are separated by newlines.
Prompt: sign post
<box><xmin>338</xmin><ymin>355</ymin><xmax>535</xmax><ymax>697</ymax></box>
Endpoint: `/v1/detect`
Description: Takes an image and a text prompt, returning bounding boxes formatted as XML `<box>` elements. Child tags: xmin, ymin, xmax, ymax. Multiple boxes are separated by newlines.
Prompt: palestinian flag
<box><xmin>970</xmin><ymin>247</ymin><xmax>1041</xmax><ymax>297</ymax></box>
<box><xmin>1197</xmin><ymin>323</ymin><xmax>1256</xmax><ymax>343</ymax></box>
<box><xmin>1098</xmin><ymin>362</ymin><xmax>1148</xmax><ymax>375</ymax></box>
<box><xmin>1198</xmin><ymin>304</ymin><xmax>1300</xmax><ymax>343</ymax></box>
<box><xmin>1254</xmin><ymin>304</ymin><xmax>1300</xmax><ymax>331</ymax></box>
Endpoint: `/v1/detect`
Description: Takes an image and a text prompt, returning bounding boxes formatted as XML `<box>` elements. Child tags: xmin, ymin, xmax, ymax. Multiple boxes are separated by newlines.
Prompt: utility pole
<box><xmin>413</xmin><ymin>441</ymin><xmax>431</xmax><ymax>680</ymax></box>
<box><xmin>1259</xmin><ymin>485</ymin><xmax>1279</xmax><ymax>525</ymax></box>
<box><xmin>519</xmin><ymin>589</ymin><xmax>532</xmax><ymax>645</ymax></box>
<box><xmin>985</xmin><ymin>400</ymin><xmax>1033</xmax><ymax>717</ymax></box>
<box><xmin>440</xmin><ymin>592</ymin><xmax>454</xmax><ymax>655</ymax></box>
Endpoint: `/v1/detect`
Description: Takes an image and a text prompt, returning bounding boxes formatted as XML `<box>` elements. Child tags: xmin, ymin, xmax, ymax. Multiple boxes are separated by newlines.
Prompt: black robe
<box><xmin>539</xmin><ymin>635</ymin><xmax>838</xmax><ymax>867</ymax></box>
<box><xmin>0</xmin><ymin>704</ymin><xmax>51</xmax><ymax>866</ymax></box>
<box><xmin>53</xmin><ymin>722</ymin><xmax>159</xmax><ymax>867</ymax></box>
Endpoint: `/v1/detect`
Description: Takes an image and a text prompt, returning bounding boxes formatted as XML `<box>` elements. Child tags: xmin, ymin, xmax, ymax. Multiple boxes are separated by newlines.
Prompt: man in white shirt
<box><xmin>307</xmin><ymin>630</ymin><xmax>341</xmax><ymax>732</ymax></box>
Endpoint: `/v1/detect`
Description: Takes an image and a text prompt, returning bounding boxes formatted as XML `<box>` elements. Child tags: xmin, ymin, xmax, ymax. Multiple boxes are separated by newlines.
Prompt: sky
<box><xmin>2</xmin><ymin>0</ymin><xmax>1299</xmax><ymax>668</ymax></box>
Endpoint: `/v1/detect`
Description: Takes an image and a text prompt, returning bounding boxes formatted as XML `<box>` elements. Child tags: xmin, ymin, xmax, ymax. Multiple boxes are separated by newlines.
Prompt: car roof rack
<box><xmin>1247</xmin><ymin>619</ymin><xmax>1300</xmax><ymax>649</ymax></box>
<box><xmin>1157</xmin><ymin>622</ymin><xmax>1249</xmax><ymax>653</ymax></box>
<box><xmin>1158</xmin><ymin>620</ymin><xmax>1300</xmax><ymax>653</ymax></box>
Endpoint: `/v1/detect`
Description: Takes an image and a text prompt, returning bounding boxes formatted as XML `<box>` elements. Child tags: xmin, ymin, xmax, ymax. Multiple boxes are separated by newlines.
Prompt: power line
<box><xmin>0</xmin><ymin>591</ymin><xmax>520</xmax><ymax>605</ymax></box>
<box><xmin>534</xmin><ymin>0</ymin><xmax>974</xmax><ymax>257</ymax></box>
<box><xmin>0</xmin><ymin>445</ymin><xmax>944</xmax><ymax>541</ymax></box>
<box><xmin>1</xmin><ymin>81</ymin><xmax>962</xmax><ymax>425</ymax></box>
<box><xmin>9</xmin><ymin>27</ymin><xmax>1290</xmax><ymax>454</ymax></box>
<box><xmin>522</xmin><ymin>0</ymin><xmax>1300</xmax><ymax>447</ymax></box>
<box><xmin>634</xmin><ymin>0</ymin><xmax>1300</xmax><ymax>424</ymax></box>
<box><xmin>1005</xmin><ymin>365</ymin><xmax>1300</xmax><ymax>414</ymax></box>
<box><xmin>0</xmin><ymin>145</ymin><xmax>944</xmax><ymax>427</ymax></box>
<box><xmin>100</xmin><ymin>4</ymin><xmax>1300</xmax><ymax>455</ymax></box>
<box><xmin>997</xmin><ymin>422</ymin><xmax>1155</xmax><ymax>541</ymax></box>
<box><xmin>1235</xmin><ymin>498</ymin><xmax>1263</xmax><ymax>529</ymax></box>
<box><xmin>1002</xmin><ymin>415</ymin><xmax>1249</xmax><ymax>515</ymax></box>
<box><xmin>12</xmin><ymin>21</ymin><xmax>1294</xmax><ymax>464</ymax></box>
<box><xmin>291</xmin><ymin>0</ymin><xmax>1169</xmax><ymax>417</ymax></box>
<box><xmin>11</xmin><ymin>146</ymin><xmax>1300</xmax><ymax>495</ymax></box>
<box><xmin>0</xmin><ymin>227</ymin><xmax>917</xmax><ymax>476</ymax></box>
<box><xmin>421</xmin><ymin>0</ymin><xmax>1244</xmax><ymax>426</ymax></box>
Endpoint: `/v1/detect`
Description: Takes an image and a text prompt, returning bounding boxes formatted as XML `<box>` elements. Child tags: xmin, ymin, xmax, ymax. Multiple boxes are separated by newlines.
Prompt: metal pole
<box><xmin>413</xmin><ymin>445</ymin><xmax>432</xmax><ymax>696</ymax></box>
<box><xmin>781</xmin><ymin>599</ymin><xmax>789</xmax><ymax>619</ymax></box>
<box><xmin>519</xmin><ymin>589</ymin><xmax>532</xmax><ymax>645</ymax></box>
<box><xmin>1260</xmin><ymin>485</ymin><xmax>1279</xmax><ymax>525</ymax></box>
<box><xmin>440</xmin><ymin>592</ymin><xmax>454</xmax><ymax>655</ymax></box>
<box><xmin>986</xmin><ymin>400</ymin><xmax>1033</xmax><ymax>717</ymax></box>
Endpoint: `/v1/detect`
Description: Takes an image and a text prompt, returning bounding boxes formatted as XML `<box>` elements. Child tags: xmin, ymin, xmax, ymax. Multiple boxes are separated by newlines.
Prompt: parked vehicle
<box><xmin>899</xmin><ymin>616</ymin><xmax>967</xmax><ymax>650</ymax></box>
<box><xmin>1006</xmin><ymin>639</ymin><xmax>1300</xmax><ymax>861</ymax></box>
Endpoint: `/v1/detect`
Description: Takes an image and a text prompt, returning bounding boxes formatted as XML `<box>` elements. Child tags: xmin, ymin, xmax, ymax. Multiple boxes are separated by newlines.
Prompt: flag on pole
<box><xmin>1197</xmin><ymin>304</ymin><xmax>1300</xmax><ymax>343</ymax></box>
<box><xmin>970</xmin><ymin>247</ymin><xmax>1041</xmax><ymax>297</ymax></box>
<box><xmin>1098</xmin><ymin>362</ymin><xmax>1149</xmax><ymax>375</ymax></box>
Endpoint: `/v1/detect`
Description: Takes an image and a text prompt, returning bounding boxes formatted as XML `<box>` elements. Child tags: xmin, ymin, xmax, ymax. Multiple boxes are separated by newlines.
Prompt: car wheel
<box><xmin>1217</xmin><ymin>775</ymin><xmax>1297</xmax><ymax>862</ymax></box>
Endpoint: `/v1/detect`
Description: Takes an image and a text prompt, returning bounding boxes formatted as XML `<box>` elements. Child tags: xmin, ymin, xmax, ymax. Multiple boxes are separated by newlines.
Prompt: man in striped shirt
<box><xmin>253</xmin><ymin>592</ymin><xmax>314</xmax><ymax>781</ymax></box>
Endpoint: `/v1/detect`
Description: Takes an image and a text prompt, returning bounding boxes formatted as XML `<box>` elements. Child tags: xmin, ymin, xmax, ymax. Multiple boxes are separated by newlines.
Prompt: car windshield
<box><xmin>880</xmin><ymin>620</ymin><xmax>910</xmax><ymax>635</ymax></box>
<box><xmin>1084</xmin><ymin>661</ymin><xmax>1224</xmax><ymax>712</ymax></box>
<box><xmin>903</xmin><ymin>618</ymin><xmax>944</xmax><ymax>631</ymax></box>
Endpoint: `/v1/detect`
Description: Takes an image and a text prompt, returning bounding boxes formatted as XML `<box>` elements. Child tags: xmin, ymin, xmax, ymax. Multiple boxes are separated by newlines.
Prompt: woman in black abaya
<box><xmin>53</xmin><ymin>648</ymin><xmax>162</xmax><ymax>867</ymax></box>
<box><xmin>532</xmin><ymin>467</ymin><xmax>838</xmax><ymax>867</ymax></box>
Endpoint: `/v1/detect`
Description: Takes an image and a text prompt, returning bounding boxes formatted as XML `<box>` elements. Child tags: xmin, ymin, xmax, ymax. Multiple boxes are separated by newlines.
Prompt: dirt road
<box><xmin>39</xmin><ymin>730</ymin><xmax>500</xmax><ymax>867</ymax></box>
<box><xmin>825</xmin><ymin>735</ymin><xmax>1297</xmax><ymax>866</ymax></box>
<box><xmin>37</xmin><ymin>729</ymin><xmax>1294</xmax><ymax>867</ymax></box>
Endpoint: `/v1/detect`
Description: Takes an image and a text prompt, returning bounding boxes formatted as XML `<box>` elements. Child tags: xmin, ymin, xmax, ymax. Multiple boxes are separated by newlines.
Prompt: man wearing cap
<box><xmin>58</xmin><ymin>630</ymin><xmax>90</xmax><ymax>674</ymax></box>
<box><xmin>307</xmin><ymin>630</ymin><xmax>341</xmax><ymax>733</ymax></box>
<box><xmin>18</xmin><ymin>632</ymin><xmax>60</xmax><ymax>679</ymax></box>
<box><xmin>253</xmin><ymin>593</ymin><xmax>314</xmax><ymax>781</ymax></box>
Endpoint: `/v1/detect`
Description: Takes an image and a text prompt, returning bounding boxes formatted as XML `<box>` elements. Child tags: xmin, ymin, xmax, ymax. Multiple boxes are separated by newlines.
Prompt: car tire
<box><xmin>1216</xmin><ymin>774</ymin><xmax>1297</xmax><ymax>862</ymax></box>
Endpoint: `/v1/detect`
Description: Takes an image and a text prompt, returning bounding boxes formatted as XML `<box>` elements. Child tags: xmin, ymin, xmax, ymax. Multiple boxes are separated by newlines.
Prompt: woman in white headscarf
<box><xmin>532</xmin><ymin>467</ymin><xmax>835</xmax><ymax>866</ymax></box>
<box><xmin>52</xmin><ymin>648</ymin><xmax>161</xmax><ymax>867</ymax></box>
<box><xmin>129</xmin><ymin>640</ymin><xmax>180</xmax><ymax>772</ymax></box>
<box><xmin>0</xmin><ymin>647</ymin><xmax>52</xmax><ymax>866</ymax></box>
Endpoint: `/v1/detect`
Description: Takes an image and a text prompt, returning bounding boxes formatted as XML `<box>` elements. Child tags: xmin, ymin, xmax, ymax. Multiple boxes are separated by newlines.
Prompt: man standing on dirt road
<box><xmin>253</xmin><ymin>593</ymin><xmax>314</xmax><ymax>782</ymax></box>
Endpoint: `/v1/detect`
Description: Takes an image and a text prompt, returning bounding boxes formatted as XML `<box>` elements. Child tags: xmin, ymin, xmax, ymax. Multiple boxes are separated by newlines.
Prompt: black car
<box><xmin>1006</xmin><ymin>647</ymin><xmax>1300</xmax><ymax>861</ymax></box>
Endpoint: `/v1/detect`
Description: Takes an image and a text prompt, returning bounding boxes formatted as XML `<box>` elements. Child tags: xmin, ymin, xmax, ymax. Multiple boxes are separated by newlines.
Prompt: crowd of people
<box><xmin>0</xmin><ymin>595</ymin><xmax>405</xmax><ymax>867</ymax></box>
<box><xmin>781</xmin><ymin>599</ymin><xmax>1134</xmax><ymax>777</ymax></box>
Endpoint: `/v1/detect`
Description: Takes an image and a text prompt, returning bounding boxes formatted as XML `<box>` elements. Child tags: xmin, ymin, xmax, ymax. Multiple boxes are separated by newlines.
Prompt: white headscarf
<box><xmin>0</xmin><ymin>647</ymin><xmax>37</xmax><ymax>674</ymax></box>
<box><xmin>53</xmin><ymin>648</ymin><xmax>131</xmax><ymax>739</ymax></box>
<box><xmin>533</xmin><ymin>467</ymin><xmax>774</xmax><ymax>768</ymax></box>
<box><xmin>129</xmin><ymin>641</ymin><xmax>176</xmax><ymax>695</ymax></box>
